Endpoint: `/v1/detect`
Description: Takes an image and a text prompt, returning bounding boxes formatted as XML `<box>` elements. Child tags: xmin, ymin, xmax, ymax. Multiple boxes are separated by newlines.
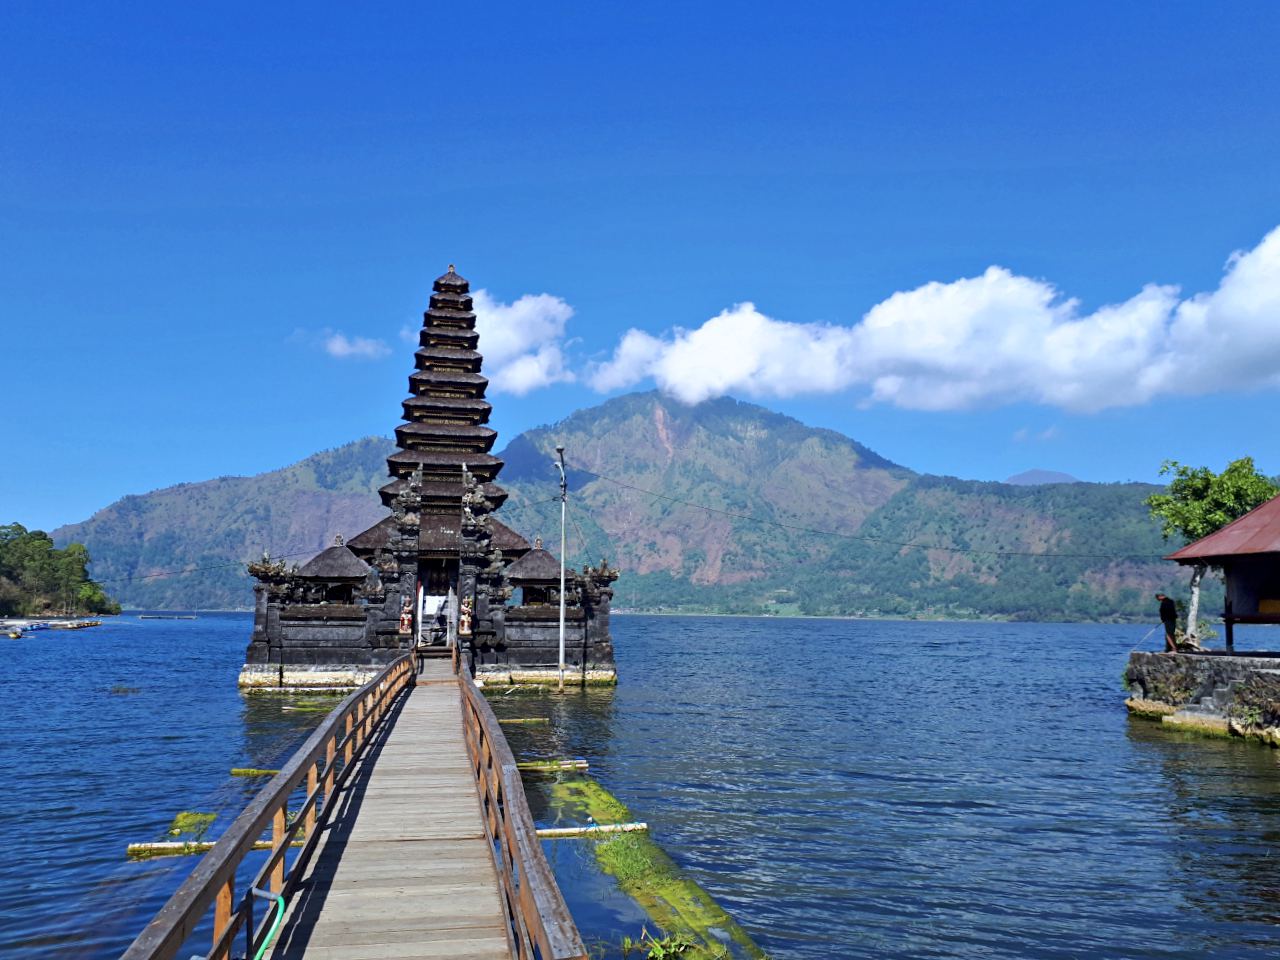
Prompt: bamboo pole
<box><xmin>516</xmin><ymin>759</ymin><xmax>589</xmax><ymax>772</ymax></box>
<box><xmin>535</xmin><ymin>822</ymin><xmax>648</xmax><ymax>838</ymax></box>
<box><xmin>126</xmin><ymin>839</ymin><xmax>305</xmax><ymax>859</ymax></box>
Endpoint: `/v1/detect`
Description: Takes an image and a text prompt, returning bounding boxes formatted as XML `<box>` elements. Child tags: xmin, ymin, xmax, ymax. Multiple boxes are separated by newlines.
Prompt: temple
<box><xmin>240</xmin><ymin>266</ymin><xmax>618</xmax><ymax>689</ymax></box>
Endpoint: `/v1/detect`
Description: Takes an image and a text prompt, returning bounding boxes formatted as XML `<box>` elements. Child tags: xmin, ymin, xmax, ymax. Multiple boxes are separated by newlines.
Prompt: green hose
<box><xmin>253</xmin><ymin>893</ymin><xmax>286</xmax><ymax>960</ymax></box>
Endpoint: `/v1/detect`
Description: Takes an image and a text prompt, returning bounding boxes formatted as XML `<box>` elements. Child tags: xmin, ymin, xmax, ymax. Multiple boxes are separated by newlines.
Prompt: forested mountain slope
<box><xmin>54</xmin><ymin>393</ymin><xmax>1178</xmax><ymax>618</ymax></box>
<box><xmin>53</xmin><ymin>438</ymin><xmax>394</xmax><ymax>610</ymax></box>
<box><xmin>496</xmin><ymin>394</ymin><xmax>1173</xmax><ymax>620</ymax></box>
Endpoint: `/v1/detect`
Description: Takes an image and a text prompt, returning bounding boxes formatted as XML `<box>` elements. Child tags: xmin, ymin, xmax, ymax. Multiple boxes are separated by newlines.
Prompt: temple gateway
<box><xmin>241</xmin><ymin>266</ymin><xmax>617</xmax><ymax>688</ymax></box>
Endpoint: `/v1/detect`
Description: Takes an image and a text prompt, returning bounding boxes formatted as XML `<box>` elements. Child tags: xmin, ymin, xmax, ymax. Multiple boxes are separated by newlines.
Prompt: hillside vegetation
<box><xmin>497</xmin><ymin>394</ymin><xmax>1176</xmax><ymax>621</ymax></box>
<box><xmin>53</xmin><ymin>438</ymin><xmax>393</xmax><ymax>610</ymax></box>
<box><xmin>54</xmin><ymin>392</ymin><xmax>1182</xmax><ymax>619</ymax></box>
<box><xmin>0</xmin><ymin>523</ymin><xmax>119</xmax><ymax>616</ymax></box>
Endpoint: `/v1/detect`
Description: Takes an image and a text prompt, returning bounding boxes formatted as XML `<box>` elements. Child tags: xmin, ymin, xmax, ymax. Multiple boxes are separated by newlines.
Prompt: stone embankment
<box><xmin>1125</xmin><ymin>651</ymin><xmax>1280</xmax><ymax>743</ymax></box>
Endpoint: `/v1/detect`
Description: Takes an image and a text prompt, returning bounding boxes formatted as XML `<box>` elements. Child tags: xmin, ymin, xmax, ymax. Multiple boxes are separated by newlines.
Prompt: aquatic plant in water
<box><xmin>168</xmin><ymin>811</ymin><xmax>216</xmax><ymax>841</ymax></box>
<box><xmin>548</xmin><ymin>776</ymin><xmax>765</xmax><ymax>959</ymax></box>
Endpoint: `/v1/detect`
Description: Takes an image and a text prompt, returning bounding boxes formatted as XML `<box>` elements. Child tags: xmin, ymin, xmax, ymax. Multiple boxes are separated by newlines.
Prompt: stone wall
<box><xmin>471</xmin><ymin>605</ymin><xmax>616</xmax><ymax>685</ymax></box>
<box><xmin>241</xmin><ymin>594</ymin><xmax>405</xmax><ymax>688</ymax></box>
<box><xmin>1125</xmin><ymin>651</ymin><xmax>1280</xmax><ymax>742</ymax></box>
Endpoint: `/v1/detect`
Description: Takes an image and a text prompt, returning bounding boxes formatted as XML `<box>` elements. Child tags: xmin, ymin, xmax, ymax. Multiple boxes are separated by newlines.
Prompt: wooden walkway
<box><xmin>269</xmin><ymin>660</ymin><xmax>511</xmax><ymax>959</ymax></box>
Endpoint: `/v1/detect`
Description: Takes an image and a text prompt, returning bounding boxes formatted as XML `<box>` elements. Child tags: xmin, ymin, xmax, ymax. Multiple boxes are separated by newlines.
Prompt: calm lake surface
<box><xmin>4</xmin><ymin>614</ymin><xmax>1280</xmax><ymax>958</ymax></box>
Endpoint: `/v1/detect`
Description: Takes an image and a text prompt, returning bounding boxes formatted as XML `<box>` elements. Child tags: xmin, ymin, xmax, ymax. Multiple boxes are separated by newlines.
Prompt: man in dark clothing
<box><xmin>1156</xmin><ymin>593</ymin><xmax>1178</xmax><ymax>652</ymax></box>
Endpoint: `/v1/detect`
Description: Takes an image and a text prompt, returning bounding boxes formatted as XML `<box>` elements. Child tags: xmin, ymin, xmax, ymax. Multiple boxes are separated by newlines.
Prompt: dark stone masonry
<box><xmin>240</xmin><ymin>266</ymin><xmax>618</xmax><ymax>689</ymax></box>
<box><xmin>1125</xmin><ymin>651</ymin><xmax>1280</xmax><ymax>741</ymax></box>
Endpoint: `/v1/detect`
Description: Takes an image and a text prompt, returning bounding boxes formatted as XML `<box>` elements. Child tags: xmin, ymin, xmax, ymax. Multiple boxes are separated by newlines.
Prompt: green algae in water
<box><xmin>547</xmin><ymin>777</ymin><xmax>766</xmax><ymax>960</ymax></box>
<box><xmin>550</xmin><ymin>777</ymin><xmax>633</xmax><ymax>825</ymax></box>
<box><xmin>168</xmin><ymin>810</ymin><xmax>216</xmax><ymax>841</ymax></box>
<box><xmin>230</xmin><ymin>767</ymin><xmax>280</xmax><ymax>778</ymax></box>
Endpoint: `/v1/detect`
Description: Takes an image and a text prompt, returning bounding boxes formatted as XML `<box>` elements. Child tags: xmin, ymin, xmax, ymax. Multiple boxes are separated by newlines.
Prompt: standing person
<box><xmin>1156</xmin><ymin>593</ymin><xmax>1178</xmax><ymax>652</ymax></box>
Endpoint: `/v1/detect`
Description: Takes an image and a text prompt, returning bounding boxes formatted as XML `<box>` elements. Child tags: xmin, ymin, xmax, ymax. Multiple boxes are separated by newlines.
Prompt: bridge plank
<box><xmin>269</xmin><ymin>679</ymin><xmax>512</xmax><ymax>960</ymax></box>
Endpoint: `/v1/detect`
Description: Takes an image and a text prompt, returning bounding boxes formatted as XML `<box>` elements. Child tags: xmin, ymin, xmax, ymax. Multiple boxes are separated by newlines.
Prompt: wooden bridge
<box><xmin>123</xmin><ymin>652</ymin><xmax>587</xmax><ymax>960</ymax></box>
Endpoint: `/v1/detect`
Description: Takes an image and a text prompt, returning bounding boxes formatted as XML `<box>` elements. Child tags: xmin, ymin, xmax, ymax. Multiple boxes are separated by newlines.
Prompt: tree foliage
<box><xmin>1144</xmin><ymin>458</ymin><xmax>1279</xmax><ymax>545</ymax></box>
<box><xmin>0</xmin><ymin>523</ymin><xmax>120</xmax><ymax>617</ymax></box>
<box><xmin>1143</xmin><ymin>457</ymin><xmax>1278</xmax><ymax>637</ymax></box>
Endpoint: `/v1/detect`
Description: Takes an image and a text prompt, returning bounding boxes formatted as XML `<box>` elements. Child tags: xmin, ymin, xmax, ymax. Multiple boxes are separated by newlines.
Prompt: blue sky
<box><xmin>3</xmin><ymin>2</ymin><xmax>1279</xmax><ymax>531</ymax></box>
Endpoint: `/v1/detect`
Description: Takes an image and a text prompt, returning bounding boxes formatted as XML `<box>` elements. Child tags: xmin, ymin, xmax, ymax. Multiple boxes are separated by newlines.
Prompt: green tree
<box><xmin>1145</xmin><ymin>458</ymin><xmax>1279</xmax><ymax>638</ymax></box>
<box><xmin>0</xmin><ymin>522</ymin><xmax>120</xmax><ymax>616</ymax></box>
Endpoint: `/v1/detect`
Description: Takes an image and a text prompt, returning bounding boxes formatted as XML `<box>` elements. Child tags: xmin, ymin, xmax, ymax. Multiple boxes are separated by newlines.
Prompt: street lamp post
<box><xmin>553</xmin><ymin>445</ymin><xmax>567</xmax><ymax>692</ymax></box>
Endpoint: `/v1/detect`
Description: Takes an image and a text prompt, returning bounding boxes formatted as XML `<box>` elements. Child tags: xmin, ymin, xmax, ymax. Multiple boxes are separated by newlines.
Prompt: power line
<box><xmin>92</xmin><ymin>549</ymin><xmax>319</xmax><ymax>585</ymax></box>
<box><xmin>568</xmin><ymin>465</ymin><xmax>1166</xmax><ymax>561</ymax></box>
<box><xmin>567</xmin><ymin>505</ymin><xmax>592</xmax><ymax>563</ymax></box>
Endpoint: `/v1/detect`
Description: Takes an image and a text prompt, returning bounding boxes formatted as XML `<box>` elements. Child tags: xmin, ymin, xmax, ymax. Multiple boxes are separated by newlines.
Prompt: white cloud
<box><xmin>323</xmin><ymin>332</ymin><xmax>391</xmax><ymax>360</ymax></box>
<box><xmin>472</xmin><ymin>289</ymin><xmax>576</xmax><ymax>394</ymax></box>
<box><xmin>589</xmin><ymin>225</ymin><xmax>1280</xmax><ymax>412</ymax></box>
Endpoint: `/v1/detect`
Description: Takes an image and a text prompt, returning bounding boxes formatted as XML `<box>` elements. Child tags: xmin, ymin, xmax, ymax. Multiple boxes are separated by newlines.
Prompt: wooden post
<box><xmin>343</xmin><ymin>715</ymin><xmax>353</xmax><ymax>766</ymax></box>
<box><xmin>323</xmin><ymin>737</ymin><xmax>336</xmax><ymax>803</ymax></box>
<box><xmin>271</xmin><ymin>807</ymin><xmax>286</xmax><ymax>893</ymax></box>
<box><xmin>212</xmin><ymin>878</ymin><xmax>233</xmax><ymax>960</ymax></box>
<box><xmin>305</xmin><ymin>762</ymin><xmax>318</xmax><ymax>839</ymax></box>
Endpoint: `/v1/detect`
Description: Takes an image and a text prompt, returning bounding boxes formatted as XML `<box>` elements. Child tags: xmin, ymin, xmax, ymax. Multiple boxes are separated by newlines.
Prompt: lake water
<box><xmin>4</xmin><ymin>614</ymin><xmax>1280</xmax><ymax>958</ymax></box>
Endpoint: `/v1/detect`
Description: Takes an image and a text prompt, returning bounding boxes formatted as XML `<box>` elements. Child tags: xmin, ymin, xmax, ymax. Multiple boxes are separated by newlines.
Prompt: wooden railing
<box><xmin>122</xmin><ymin>655</ymin><xmax>416</xmax><ymax>960</ymax></box>
<box><xmin>459</xmin><ymin>665</ymin><xmax>589</xmax><ymax>960</ymax></box>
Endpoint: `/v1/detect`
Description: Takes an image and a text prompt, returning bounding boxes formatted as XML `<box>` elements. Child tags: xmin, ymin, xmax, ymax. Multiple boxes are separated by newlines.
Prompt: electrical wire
<box><xmin>90</xmin><ymin>550</ymin><xmax>319</xmax><ymax>586</ymax></box>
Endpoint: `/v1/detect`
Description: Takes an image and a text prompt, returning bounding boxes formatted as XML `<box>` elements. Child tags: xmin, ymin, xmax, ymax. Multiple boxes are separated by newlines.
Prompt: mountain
<box><xmin>495</xmin><ymin>394</ymin><xmax>1171</xmax><ymax>620</ymax></box>
<box><xmin>52</xmin><ymin>438</ymin><xmax>395</xmax><ymax>610</ymax></box>
<box><xmin>53</xmin><ymin>392</ymin><xmax>1178</xmax><ymax>619</ymax></box>
<box><xmin>1005</xmin><ymin>469</ymin><xmax>1080</xmax><ymax>486</ymax></box>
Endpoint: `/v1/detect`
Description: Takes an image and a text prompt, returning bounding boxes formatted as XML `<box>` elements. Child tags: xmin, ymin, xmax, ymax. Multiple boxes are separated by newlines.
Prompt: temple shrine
<box><xmin>240</xmin><ymin>266</ymin><xmax>617</xmax><ymax>688</ymax></box>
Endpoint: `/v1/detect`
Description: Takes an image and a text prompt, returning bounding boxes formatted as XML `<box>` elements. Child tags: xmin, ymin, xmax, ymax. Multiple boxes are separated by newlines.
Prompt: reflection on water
<box><xmin>5</xmin><ymin>614</ymin><xmax>1280</xmax><ymax>958</ymax></box>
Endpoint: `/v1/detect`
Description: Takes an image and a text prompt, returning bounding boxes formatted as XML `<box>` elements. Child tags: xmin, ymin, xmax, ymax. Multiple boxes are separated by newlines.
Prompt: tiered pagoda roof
<box><xmin>378</xmin><ymin>266</ymin><xmax>506</xmax><ymax>508</ymax></box>
<box><xmin>352</xmin><ymin>265</ymin><xmax>529</xmax><ymax>559</ymax></box>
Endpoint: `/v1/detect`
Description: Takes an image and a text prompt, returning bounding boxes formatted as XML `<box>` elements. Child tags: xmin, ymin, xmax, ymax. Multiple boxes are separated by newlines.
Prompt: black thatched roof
<box><xmin>386</xmin><ymin>449</ymin><xmax>503</xmax><ymax>471</ymax></box>
<box><xmin>347</xmin><ymin>516</ymin><xmax>394</xmax><ymax>552</ymax></box>
<box><xmin>434</xmin><ymin>265</ymin><xmax>469</xmax><ymax>292</ymax></box>
<box><xmin>395</xmin><ymin>422</ymin><xmax>497</xmax><ymax>445</ymax></box>
<box><xmin>424</xmin><ymin>306</ymin><xmax>477</xmax><ymax>326</ymax></box>
<box><xmin>297</xmin><ymin>542</ymin><xmax>371</xmax><ymax>580</ymax></box>
<box><xmin>377</xmin><ymin>478</ymin><xmax>508</xmax><ymax>508</ymax></box>
<box><xmin>409</xmin><ymin>369</ymin><xmax>488</xmax><ymax>390</ymax></box>
<box><xmin>401</xmin><ymin>395</ymin><xmax>491</xmax><ymax>421</ymax></box>
<box><xmin>429</xmin><ymin>289</ymin><xmax>472</xmax><ymax>308</ymax></box>
<box><xmin>415</xmin><ymin>346</ymin><xmax>481</xmax><ymax>367</ymax></box>
<box><xmin>346</xmin><ymin>510</ymin><xmax>525</xmax><ymax>557</ymax></box>
<box><xmin>419</xmin><ymin>327</ymin><xmax>478</xmax><ymax>349</ymax></box>
<box><xmin>419</xmin><ymin>514</ymin><xmax>462</xmax><ymax>551</ymax></box>
<box><xmin>505</xmin><ymin>547</ymin><xmax>562</xmax><ymax>583</ymax></box>
<box><xmin>490</xmin><ymin>518</ymin><xmax>532</xmax><ymax>555</ymax></box>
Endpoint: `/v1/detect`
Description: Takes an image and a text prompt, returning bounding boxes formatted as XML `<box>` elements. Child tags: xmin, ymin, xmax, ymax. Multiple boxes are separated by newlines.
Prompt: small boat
<box><xmin>6</xmin><ymin>629</ymin><xmax>21</xmax><ymax>640</ymax></box>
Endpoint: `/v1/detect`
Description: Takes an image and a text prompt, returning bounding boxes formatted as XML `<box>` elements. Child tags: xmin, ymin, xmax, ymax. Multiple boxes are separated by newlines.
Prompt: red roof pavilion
<box><xmin>1165</xmin><ymin>495</ymin><xmax>1280</xmax><ymax>648</ymax></box>
<box><xmin>1166</xmin><ymin>495</ymin><xmax>1280</xmax><ymax>563</ymax></box>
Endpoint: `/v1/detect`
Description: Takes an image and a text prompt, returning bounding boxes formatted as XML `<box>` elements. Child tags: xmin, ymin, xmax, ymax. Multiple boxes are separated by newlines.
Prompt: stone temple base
<box><xmin>238</xmin><ymin>663</ymin><xmax>385</xmax><ymax>691</ymax></box>
<box><xmin>473</xmin><ymin>665</ymin><xmax>617</xmax><ymax>687</ymax></box>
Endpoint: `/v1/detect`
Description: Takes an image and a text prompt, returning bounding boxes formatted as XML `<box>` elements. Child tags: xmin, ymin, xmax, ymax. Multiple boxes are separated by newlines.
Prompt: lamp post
<box><xmin>553</xmin><ymin>445</ymin><xmax>567</xmax><ymax>692</ymax></box>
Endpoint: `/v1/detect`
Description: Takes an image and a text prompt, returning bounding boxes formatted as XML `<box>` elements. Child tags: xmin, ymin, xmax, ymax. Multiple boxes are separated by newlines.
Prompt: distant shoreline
<box><xmin>115</xmin><ymin>607</ymin><xmax>1153</xmax><ymax>626</ymax></box>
